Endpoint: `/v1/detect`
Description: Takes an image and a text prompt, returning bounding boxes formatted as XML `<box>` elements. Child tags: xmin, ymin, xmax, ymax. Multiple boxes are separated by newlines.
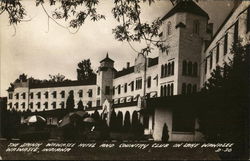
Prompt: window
<box><xmin>37</xmin><ymin>92</ymin><xmax>41</xmax><ymax>99</ymax></box>
<box><xmin>60</xmin><ymin>91</ymin><xmax>65</xmax><ymax>98</ymax></box>
<box><xmin>130</xmin><ymin>81</ymin><xmax>134</xmax><ymax>91</ymax></box>
<box><xmin>124</xmin><ymin>83</ymin><xmax>127</xmax><ymax>93</ymax></box>
<box><xmin>172</xmin><ymin>110</ymin><xmax>195</xmax><ymax>132</ymax></box>
<box><xmin>167</xmin><ymin>84</ymin><xmax>170</xmax><ymax>96</ymax></box>
<box><xmin>36</xmin><ymin>102</ymin><xmax>41</xmax><ymax>109</ymax></box>
<box><xmin>224</xmin><ymin>33</ymin><xmax>228</xmax><ymax>55</ymax></box>
<box><xmin>170</xmin><ymin>83</ymin><xmax>174</xmax><ymax>96</ymax></box>
<box><xmin>164</xmin><ymin>85</ymin><xmax>167</xmax><ymax>97</ymax></box>
<box><xmin>44</xmin><ymin>91</ymin><xmax>48</xmax><ymax>99</ymax></box>
<box><xmin>167</xmin><ymin>21</ymin><xmax>172</xmax><ymax>35</ymax></box>
<box><xmin>29</xmin><ymin>102</ymin><xmax>33</xmax><ymax>109</ymax></box>
<box><xmin>247</xmin><ymin>7</ymin><xmax>250</xmax><ymax>32</ymax></box>
<box><xmin>193</xmin><ymin>20</ymin><xmax>200</xmax><ymax>34</ymax></box>
<box><xmin>234</xmin><ymin>20</ymin><xmax>239</xmax><ymax>44</ymax></box>
<box><xmin>87</xmin><ymin>101</ymin><xmax>92</xmax><ymax>108</ymax></box>
<box><xmin>182</xmin><ymin>83</ymin><xmax>186</xmax><ymax>95</ymax></box>
<box><xmin>136</xmin><ymin>78</ymin><xmax>142</xmax><ymax>90</ymax></box>
<box><xmin>22</xmin><ymin>93</ymin><xmax>26</xmax><ymax>99</ymax></box>
<box><xmin>117</xmin><ymin>85</ymin><xmax>121</xmax><ymax>94</ymax></box>
<box><xmin>51</xmin><ymin>102</ymin><xmax>56</xmax><ymax>109</ymax></box>
<box><xmin>8</xmin><ymin>103</ymin><xmax>12</xmax><ymax>109</ymax></box>
<box><xmin>188</xmin><ymin>61</ymin><xmax>192</xmax><ymax>76</ymax></box>
<box><xmin>60</xmin><ymin>102</ymin><xmax>65</xmax><ymax>109</ymax></box>
<box><xmin>15</xmin><ymin>93</ymin><xmax>19</xmax><ymax>99</ymax></box>
<box><xmin>88</xmin><ymin>89</ymin><xmax>93</xmax><ymax>97</ymax></box>
<box><xmin>164</xmin><ymin>64</ymin><xmax>168</xmax><ymax>77</ymax></box>
<box><xmin>44</xmin><ymin>102</ymin><xmax>48</xmax><ymax>109</ymax></box>
<box><xmin>160</xmin><ymin>86</ymin><xmax>164</xmax><ymax>97</ymax></box>
<box><xmin>79</xmin><ymin>90</ymin><xmax>83</xmax><ymax>97</ymax></box>
<box><xmin>105</xmin><ymin>86</ymin><xmax>110</xmax><ymax>95</ymax></box>
<box><xmin>210</xmin><ymin>54</ymin><xmax>213</xmax><ymax>69</ymax></box>
<box><xmin>147</xmin><ymin>77</ymin><xmax>151</xmax><ymax>88</ymax></box>
<box><xmin>21</xmin><ymin>102</ymin><xmax>25</xmax><ymax>109</ymax></box>
<box><xmin>182</xmin><ymin>60</ymin><xmax>187</xmax><ymax>75</ymax></box>
<box><xmin>52</xmin><ymin>91</ymin><xmax>57</xmax><ymax>98</ymax></box>
<box><xmin>167</xmin><ymin>63</ymin><xmax>171</xmax><ymax>76</ymax></box>
<box><xmin>205</xmin><ymin>58</ymin><xmax>207</xmax><ymax>74</ymax></box>
<box><xmin>161</xmin><ymin>65</ymin><xmax>164</xmax><ymax>78</ymax></box>
<box><xmin>97</xmin><ymin>87</ymin><xmax>100</xmax><ymax>95</ymax></box>
<box><xmin>187</xmin><ymin>84</ymin><xmax>192</xmax><ymax>95</ymax></box>
<box><xmin>30</xmin><ymin>92</ymin><xmax>33</xmax><ymax>99</ymax></box>
<box><xmin>193</xmin><ymin>62</ymin><xmax>198</xmax><ymax>77</ymax></box>
<box><xmin>171</xmin><ymin>62</ymin><xmax>174</xmax><ymax>75</ymax></box>
<box><xmin>216</xmin><ymin>44</ymin><xmax>220</xmax><ymax>63</ymax></box>
<box><xmin>14</xmin><ymin>102</ymin><xmax>18</xmax><ymax>109</ymax></box>
<box><xmin>9</xmin><ymin>93</ymin><xmax>13</xmax><ymax>99</ymax></box>
<box><xmin>96</xmin><ymin>100</ymin><xmax>101</xmax><ymax>106</ymax></box>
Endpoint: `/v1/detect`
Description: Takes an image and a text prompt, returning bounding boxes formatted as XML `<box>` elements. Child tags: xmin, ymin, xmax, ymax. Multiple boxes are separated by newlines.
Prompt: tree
<box><xmin>123</xmin><ymin>111</ymin><xmax>131</xmax><ymax>132</ymax></box>
<box><xmin>161</xmin><ymin>123</ymin><xmax>169</xmax><ymax>142</ymax></box>
<box><xmin>109</xmin><ymin>110</ymin><xmax>117</xmax><ymax>132</ymax></box>
<box><xmin>92</xmin><ymin>110</ymin><xmax>101</xmax><ymax>122</ymax></box>
<box><xmin>48</xmin><ymin>73</ymin><xmax>70</xmax><ymax>82</ymax></box>
<box><xmin>77</xmin><ymin>59</ymin><xmax>96</xmax><ymax>81</ymax></box>
<box><xmin>131</xmin><ymin>111</ymin><xmax>139</xmax><ymax>132</ymax></box>
<box><xmin>77</xmin><ymin>100</ymin><xmax>84</xmax><ymax>110</ymax></box>
<box><xmin>117</xmin><ymin>111</ymin><xmax>123</xmax><ymax>132</ymax></box>
<box><xmin>198</xmin><ymin>42</ymin><xmax>249</xmax><ymax>142</ymax></box>
<box><xmin>66</xmin><ymin>90</ymin><xmax>75</xmax><ymax>111</ymax></box>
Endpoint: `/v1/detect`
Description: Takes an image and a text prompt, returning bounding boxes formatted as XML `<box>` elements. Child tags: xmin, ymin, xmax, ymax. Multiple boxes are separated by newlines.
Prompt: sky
<box><xmin>0</xmin><ymin>0</ymin><xmax>234</xmax><ymax>97</ymax></box>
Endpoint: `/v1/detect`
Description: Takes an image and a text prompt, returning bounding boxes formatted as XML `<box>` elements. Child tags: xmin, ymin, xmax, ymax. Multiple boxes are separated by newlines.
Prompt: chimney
<box><xmin>127</xmin><ymin>62</ymin><xmax>130</xmax><ymax>68</ymax></box>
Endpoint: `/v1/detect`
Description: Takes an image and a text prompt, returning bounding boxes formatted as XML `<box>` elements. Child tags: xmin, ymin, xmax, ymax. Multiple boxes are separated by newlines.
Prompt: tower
<box><xmin>96</xmin><ymin>53</ymin><xmax>116</xmax><ymax>105</ymax></box>
<box><xmin>158</xmin><ymin>1</ymin><xmax>211</xmax><ymax>96</ymax></box>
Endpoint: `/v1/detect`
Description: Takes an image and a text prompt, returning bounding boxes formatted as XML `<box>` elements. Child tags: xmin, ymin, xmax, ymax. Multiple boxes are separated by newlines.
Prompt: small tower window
<box><xmin>188</xmin><ymin>61</ymin><xmax>193</xmax><ymax>76</ymax></box>
<box><xmin>193</xmin><ymin>20</ymin><xmax>200</xmax><ymax>35</ymax></box>
<box><xmin>182</xmin><ymin>60</ymin><xmax>187</xmax><ymax>75</ymax></box>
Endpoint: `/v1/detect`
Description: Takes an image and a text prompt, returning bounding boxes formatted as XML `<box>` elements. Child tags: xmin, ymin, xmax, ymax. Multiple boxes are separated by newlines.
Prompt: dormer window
<box><xmin>193</xmin><ymin>20</ymin><xmax>200</xmax><ymax>35</ymax></box>
<box><xmin>167</xmin><ymin>21</ymin><xmax>172</xmax><ymax>35</ymax></box>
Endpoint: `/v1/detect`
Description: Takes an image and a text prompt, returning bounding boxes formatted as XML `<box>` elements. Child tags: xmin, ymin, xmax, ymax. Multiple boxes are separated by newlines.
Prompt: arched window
<box><xmin>188</xmin><ymin>61</ymin><xmax>193</xmax><ymax>76</ymax></box>
<box><xmin>167</xmin><ymin>84</ymin><xmax>170</xmax><ymax>96</ymax></box>
<box><xmin>161</xmin><ymin>65</ymin><xmax>164</xmax><ymax>78</ymax></box>
<box><xmin>170</xmin><ymin>83</ymin><xmax>174</xmax><ymax>96</ymax></box>
<box><xmin>182</xmin><ymin>83</ymin><xmax>186</xmax><ymax>95</ymax></box>
<box><xmin>167</xmin><ymin>21</ymin><xmax>172</xmax><ymax>35</ymax></box>
<box><xmin>182</xmin><ymin>60</ymin><xmax>187</xmax><ymax>75</ymax></box>
<box><xmin>193</xmin><ymin>62</ymin><xmax>198</xmax><ymax>76</ymax></box>
<box><xmin>164</xmin><ymin>85</ymin><xmax>167</xmax><ymax>97</ymax></box>
<box><xmin>160</xmin><ymin>86</ymin><xmax>164</xmax><ymax>97</ymax></box>
<box><xmin>171</xmin><ymin>62</ymin><xmax>174</xmax><ymax>75</ymax></box>
<box><xmin>164</xmin><ymin>64</ymin><xmax>168</xmax><ymax>77</ymax></box>
<box><xmin>193</xmin><ymin>84</ymin><xmax>197</xmax><ymax>93</ymax></box>
<box><xmin>187</xmin><ymin>84</ymin><xmax>192</xmax><ymax>95</ymax></box>
<box><xmin>168</xmin><ymin>62</ymin><xmax>171</xmax><ymax>76</ymax></box>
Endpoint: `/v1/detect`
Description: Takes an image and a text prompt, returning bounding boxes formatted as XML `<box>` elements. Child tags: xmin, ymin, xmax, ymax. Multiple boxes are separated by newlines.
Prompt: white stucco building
<box><xmin>6</xmin><ymin>1</ymin><xmax>250</xmax><ymax>141</ymax></box>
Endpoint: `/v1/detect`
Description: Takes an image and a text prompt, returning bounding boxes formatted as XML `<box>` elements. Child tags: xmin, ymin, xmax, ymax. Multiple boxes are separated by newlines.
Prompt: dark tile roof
<box><xmin>29</xmin><ymin>79</ymin><xmax>96</xmax><ymax>89</ymax></box>
<box><xmin>162</xmin><ymin>1</ymin><xmax>209</xmax><ymax>21</ymax></box>
<box><xmin>148</xmin><ymin>57</ymin><xmax>159</xmax><ymax>67</ymax></box>
<box><xmin>100</xmin><ymin>53</ymin><xmax>114</xmax><ymax>63</ymax></box>
<box><xmin>115</xmin><ymin>66</ymin><xmax>134</xmax><ymax>78</ymax></box>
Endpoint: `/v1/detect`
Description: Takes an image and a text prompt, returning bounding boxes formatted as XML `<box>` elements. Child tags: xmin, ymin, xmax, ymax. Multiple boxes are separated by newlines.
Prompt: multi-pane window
<box><xmin>216</xmin><ymin>44</ymin><xmax>220</xmax><ymax>63</ymax></box>
<box><xmin>136</xmin><ymin>78</ymin><xmax>142</xmax><ymax>90</ymax></box>
<box><xmin>147</xmin><ymin>76</ymin><xmax>151</xmax><ymax>88</ymax></box>
<box><xmin>44</xmin><ymin>91</ymin><xmax>49</xmax><ymax>99</ymax></box>
<box><xmin>79</xmin><ymin>90</ymin><xmax>83</xmax><ymax>97</ymax></box>
<box><xmin>60</xmin><ymin>91</ymin><xmax>65</xmax><ymax>98</ymax></box>
<box><xmin>88</xmin><ymin>89</ymin><xmax>93</xmax><ymax>97</ymax></box>
<box><xmin>105</xmin><ymin>86</ymin><xmax>110</xmax><ymax>95</ymax></box>
<box><xmin>182</xmin><ymin>83</ymin><xmax>197</xmax><ymax>95</ymax></box>
<box><xmin>160</xmin><ymin>83</ymin><xmax>174</xmax><ymax>97</ymax></box>
<box><xmin>224</xmin><ymin>33</ymin><xmax>228</xmax><ymax>55</ymax></box>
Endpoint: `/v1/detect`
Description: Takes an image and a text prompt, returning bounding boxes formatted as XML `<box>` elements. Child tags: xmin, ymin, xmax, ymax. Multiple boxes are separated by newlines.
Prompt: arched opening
<box><xmin>182</xmin><ymin>83</ymin><xmax>186</xmax><ymax>95</ymax></box>
<box><xmin>167</xmin><ymin>84</ymin><xmax>170</xmax><ymax>96</ymax></box>
<box><xmin>188</xmin><ymin>61</ymin><xmax>193</xmax><ymax>76</ymax></box>
<box><xmin>164</xmin><ymin>85</ymin><xmax>167</xmax><ymax>97</ymax></box>
<box><xmin>123</xmin><ymin>111</ymin><xmax>131</xmax><ymax>132</ymax></box>
<box><xmin>171</xmin><ymin>62</ymin><xmax>174</xmax><ymax>75</ymax></box>
<box><xmin>164</xmin><ymin>64</ymin><xmax>168</xmax><ymax>77</ymax></box>
<box><xmin>170</xmin><ymin>83</ymin><xmax>174</xmax><ymax>96</ymax></box>
<box><xmin>182</xmin><ymin>60</ymin><xmax>187</xmax><ymax>75</ymax></box>
<box><xmin>193</xmin><ymin>62</ymin><xmax>198</xmax><ymax>77</ymax></box>
<box><xmin>187</xmin><ymin>84</ymin><xmax>192</xmax><ymax>95</ymax></box>
<box><xmin>168</xmin><ymin>63</ymin><xmax>171</xmax><ymax>76</ymax></box>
